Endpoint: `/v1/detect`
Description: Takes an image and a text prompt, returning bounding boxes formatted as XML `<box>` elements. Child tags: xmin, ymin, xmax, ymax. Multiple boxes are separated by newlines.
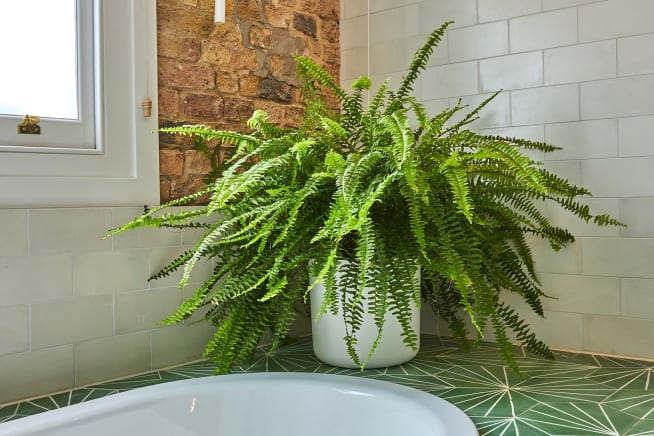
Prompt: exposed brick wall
<box><xmin>157</xmin><ymin>0</ymin><xmax>340</xmax><ymax>203</ymax></box>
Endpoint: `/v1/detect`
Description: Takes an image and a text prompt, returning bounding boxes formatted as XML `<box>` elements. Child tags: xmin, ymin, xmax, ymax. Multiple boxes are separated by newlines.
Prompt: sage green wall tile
<box><xmin>0</xmin><ymin>305</ymin><xmax>29</xmax><ymax>356</ymax></box>
<box><xmin>74</xmin><ymin>332</ymin><xmax>151</xmax><ymax>386</ymax></box>
<box><xmin>583</xmin><ymin>315</ymin><xmax>654</xmax><ymax>358</ymax></box>
<box><xmin>0</xmin><ymin>210</ymin><xmax>27</xmax><ymax>257</ymax></box>
<box><xmin>0</xmin><ymin>255</ymin><xmax>72</xmax><ymax>306</ymax></box>
<box><xmin>114</xmin><ymin>288</ymin><xmax>182</xmax><ymax>335</ymax></box>
<box><xmin>74</xmin><ymin>250</ymin><xmax>149</xmax><ymax>296</ymax></box>
<box><xmin>29</xmin><ymin>208</ymin><xmax>112</xmax><ymax>255</ymax></box>
<box><xmin>0</xmin><ymin>346</ymin><xmax>74</xmax><ymax>404</ymax></box>
<box><xmin>31</xmin><ymin>296</ymin><xmax>113</xmax><ymax>349</ymax></box>
<box><xmin>151</xmin><ymin>323</ymin><xmax>214</xmax><ymax>369</ymax></box>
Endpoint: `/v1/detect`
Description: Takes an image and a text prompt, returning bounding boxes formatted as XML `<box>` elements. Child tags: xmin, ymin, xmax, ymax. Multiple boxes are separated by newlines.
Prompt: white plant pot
<box><xmin>310</xmin><ymin>266</ymin><xmax>420</xmax><ymax>368</ymax></box>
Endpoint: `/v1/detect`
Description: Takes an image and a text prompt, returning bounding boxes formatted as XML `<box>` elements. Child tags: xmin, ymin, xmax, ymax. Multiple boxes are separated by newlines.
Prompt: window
<box><xmin>0</xmin><ymin>0</ymin><xmax>159</xmax><ymax>207</ymax></box>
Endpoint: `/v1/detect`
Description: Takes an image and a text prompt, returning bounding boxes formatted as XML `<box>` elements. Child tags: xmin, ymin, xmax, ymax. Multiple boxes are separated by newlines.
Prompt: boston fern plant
<box><xmin>108</xmin><ymin>22</ymin><xmax>621</xmax><ymax>375</ymax></box>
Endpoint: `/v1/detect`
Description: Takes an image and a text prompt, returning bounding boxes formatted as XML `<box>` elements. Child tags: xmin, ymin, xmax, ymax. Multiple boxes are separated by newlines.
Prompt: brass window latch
<box><xmin>18</xmin><ymin>115</ymin><xmax>41</xmax><ymax>134</ymax></box>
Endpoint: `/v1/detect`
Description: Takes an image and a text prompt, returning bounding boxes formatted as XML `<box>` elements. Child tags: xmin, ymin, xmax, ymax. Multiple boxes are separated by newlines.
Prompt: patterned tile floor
<box><xmin>2</xmin><ymin>335</ymin><xmax>654</xmax><ymax>435</ymax></box>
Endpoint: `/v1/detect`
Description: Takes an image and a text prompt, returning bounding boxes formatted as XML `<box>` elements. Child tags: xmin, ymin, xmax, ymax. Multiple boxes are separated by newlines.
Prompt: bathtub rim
<box><xmin>0</xmin><ymin>372</ymin><xmax>478</xmax><ymax>435</ymax></box>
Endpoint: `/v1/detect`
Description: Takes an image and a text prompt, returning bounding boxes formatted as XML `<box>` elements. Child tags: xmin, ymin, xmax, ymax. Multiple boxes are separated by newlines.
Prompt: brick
<box><xmin>320</xmin><ymin>19</ymin><xmax>339</xmax><ymax>44</ymax></box>
<box><xmin>249</xmin><ymin>25</ymin><xmax>273</xmax><ymax>48</ymax></box>
<box><xmin>159</xmin><ymin>149</ymin><xmax>184</xmax><ymax>176</ymax></box>
<box><xmin>293</xmin><ymin>13</ymin><xmax>317</xmax><ymax>37</ymax></box>
<box><xmin>224</xmin><ymin>97</ymin><xmax>255</xmax><ymax>121</ymax></box>
<box><xmin>158</xmin><ymin>59</ymin><xmax>215</xmax><ymax>89</ymax></box>
<box><xmin>269</xmin><ymin>55</ymin><xmax>297</xmax><ymax>82</ymax></box>
<box><xmin>237</xmin><ymin>0</ymin><xmax>263</xmax><ymax>21</ymax></box>
<box><xmin>283</xmin><ymin>106</ymin><xmax>304</xmax><ymax>128</ymax></box>
<box><xmin>160</xmin><ymin>180</ymin><xmax>173</xmax><ymax>203</ymax></box>
<box><xmin>202</xmin><ymin>41</ymin><xmax>233</xmax><ymax>66</ymax></box>
<box><xmin>265</xmin><ymin>4</ymin><xmax>293</xmax><ymax>28</ymax></box>
<box><xmin>158</xmin><ymin>88</ymin><xmax>180</xmax><ymax>119</ymax></box>
<box><xmin>182</xmin><ymin>93</ymin><xmax>224</xmax><ymax>119</ymax></box>
<box><xmin>171</xmin><ymin>178</ymin><xmax>209</xmax><ymax>203</ymax></box>
<box><xmin>184</xmin><ymin>150</ymin><xmax>212</xmax><ymax>175</ymax></box>
<box><xmin>180</xmin><ymin>36</ymin><xmax>201</xmax><ymax>62</ymax></box>
<box><xmin>216</xmin><ymin>71</ymin><xmax>239</xmax><ymax>93</ymax></box>
<box><xmin>271</xmin><ymin>29</ymin><xmax>306</xmax><ymax>55</ymax></box>
<box><xmin>157</xmin><ymin>5</ymin><xmax>213</xmax><ymax>35</ymax></box>
<box><xmin>239</xmin><ymin>74</ymin><xmax>260</xmax><ymax>96</ymax></box>
<box><xmin>156</xmin><ymin>0</ymin><xmax>340</xmax><ymax>203</ymax></box>
<box><xmin>157</xmin><ymin>31</ymin><xmax>180</xmax><ymax>58</ymax></box>
<box><xmin>231</xmin><ymin>47</ymin><xmax>258</xmax><ymax>70</ymax></box>
<box><xmin>259</xmin><ymin>77</ymin><xmax>293</xmax><ymax>102</ymax></box>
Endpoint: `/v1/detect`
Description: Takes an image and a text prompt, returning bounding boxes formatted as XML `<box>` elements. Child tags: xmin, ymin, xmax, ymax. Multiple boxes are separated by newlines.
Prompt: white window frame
<box><xmin>0</xmin><ymin>0</ymin><xmax>160</xmax><ymax>208</ymax></box>
<box><xmin>0</xmin><ymin>0</ymin><xmax>96</xmax><ymax>150</ymax></box>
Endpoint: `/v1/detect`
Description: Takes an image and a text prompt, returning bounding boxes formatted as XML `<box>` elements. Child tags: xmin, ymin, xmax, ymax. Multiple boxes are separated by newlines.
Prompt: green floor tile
<box><xmin>2</xmin><ymin>334</ymin><xmax>654</xmax><ymax>436</ymax></box>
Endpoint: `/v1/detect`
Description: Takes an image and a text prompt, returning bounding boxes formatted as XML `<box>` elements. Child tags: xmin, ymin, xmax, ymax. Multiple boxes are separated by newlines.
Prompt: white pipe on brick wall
<box><xmin>214</xmin><ymin>0</ymin><xmax>225</xmax><ymax>23</ymax></box>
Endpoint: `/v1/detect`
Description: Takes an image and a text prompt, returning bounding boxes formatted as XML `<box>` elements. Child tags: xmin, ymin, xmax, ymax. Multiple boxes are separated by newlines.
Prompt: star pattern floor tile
<box><xmin>2</xmin><ymin>335</ymin><xmax>654</xmax><ymax>435</ymax></box>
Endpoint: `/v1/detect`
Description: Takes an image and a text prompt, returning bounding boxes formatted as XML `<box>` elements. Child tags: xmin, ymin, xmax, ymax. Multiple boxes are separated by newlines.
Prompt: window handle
<box><xmin>17</xmin><ymin>115</ymin><xmax>41</xmax><ymax>134</ymax></box>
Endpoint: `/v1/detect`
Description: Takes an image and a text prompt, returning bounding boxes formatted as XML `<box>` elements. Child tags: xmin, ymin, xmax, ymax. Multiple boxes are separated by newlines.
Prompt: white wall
<box><xmin>342</xmin><ymin>0</ymin><xmax>654</xmax><ymax>359</ymax></box>
<box><xmin>0</xmin><ymin>207</ymin><xmax>214</xmax><ymax>404</ymax></box>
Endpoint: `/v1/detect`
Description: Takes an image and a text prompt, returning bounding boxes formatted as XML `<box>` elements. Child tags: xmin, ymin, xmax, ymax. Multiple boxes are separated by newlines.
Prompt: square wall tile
<box><xmin>510</xmin><ymin>9</ymin><xmax>577</xmax><ymax>53</ymax></box>
<box><xmin>74</xmin><ymin>250</ymin><xmax>149</xmax><ymax>296</ymax></box>
<box><xmin>29</xmin><ymin>208</ymin><xmax>112</xmax><ymax>255</ymax></box>
<box><xmin>620</xmin><ymin>197</ymin><xmax>654</xmax><ymax>238</ymax></box>
<box><xmin>478</xmin><ymin>0</ymin><xmax>541</xmax><ymax>23</ymax></box>
<box><xmin>370</xmin><ymin>36</ymin><xmax>436</xmax><ymax>76</ymax></box>
<box><xmin>618</xmin><ymin>115</ymin><xmax>654</xmax><ymax>157</ymax></box>
<box><xmin>340</xmin><ymin>15</ymin><xmax>368</xmax><ymax>50</ymax></box>
<box><xmin>0</xmin><ymin>305</ymin><xmax>30</xmax><ymax>356</ymax></box>
<box><xmin>622</xmin><ymin>278</ymin><xmax>654</xmax><ymax>319</ymax></box>
<box><xmin>479</xmin><ymin>125</ymin><xmax>546</xmax><ymax>161</ymax></box>
<box><xmin>114</xmin><ymin>288</ymin><xmax>182</xmax><ymax>335</ymax></box>
<box><xmin>151</xmin><ymin>323</ymin><xmax>215</xmax><ymax>369</ymax></box>
<box><xmin>341</xmin><ymin>47</ymin><xmax>368</xmax><ymax>80</ymax></box>
<box><xmin>511</xmin><ymin>84</ymin><xmax>579</xmax><ymax>126</ymax></box>
<box><xmin>0</xmin><ymin>346</ymin><xmax>74</xmax><ymax>404</ymax></box>
<box><xmin>111</xmin><ymin>207</ymin><xmax>182</xmax><ymax>250</ymax></box>
<box><xmin>515</xmin><ymin>309</ymin><xmax>583</xmax><ymax>350</ymax></box>
<box><xmin>342</xmin><ymin>0</ymin><xmax>367</xmax><ymax>19</ymax></box>
<box><xmin>618</xmin><ymin>33</ymin><xmax>654</xmax><ymax>77</ymax></box>
<box><xmin>582</xmin><ymin>237</ymin><xmax>654</xmax><ymax>278</ymax></box>
<box><xmin>583</xmin><ymin>315</ymin><xmax>654</xmax><ymax>358</ymax></box>
<box><xmin>448</xmin><ymin>21</ymin><xmax>508</xmax><ymax>62</ymax></box>
<box><xmin>448</xmin><ymin>92</ymin><xmax>511</xmax><ymax>130</ymax></box>
<box><xmin>580</xmin><ymin>75</ymin><xmax>654</xmax><ymax>120</ymax></box>
<box><xmin>538</xmin><ymin>273</ymin><xmax>620</xmax><ymax>315</ymax></box>
<box><xmin>544</xmin><ymin>40</ymin><xmax>616</xmax><ymax>85</ymax></box>
<box><xmin>421</xmin><ymin>62</ymin><xmax>478</xmax><ymax>100</ymax></box>
<box><xmin>539</xmin><ymin>197</ymin><xmax>621</xmax><ymax>238</ymax></box>
<box><xmin>418</xmin><ymin>0</ymin><xmax>477</xmax><ymax>33</ymax></box>
<box><xmin>543</xmin><ymin>0</ymin><xmax>604</xmax><ymax>11</ymax></box>
<box><xmin>0</xmin><ymin>255</ymin><xmax>72</xmax><ymax>306</ymax></box>
<box><xmin>148</xmin><ymin>246</ymin><xmax>214</xmax><ymax>289</ymax></box>
<box><xmin>371</xmin><ymin>0</ymin><xmax>420</xmax><ymax>14</ymax></box>
<box><xmin>31</xmin><ymin>295</ymin><xmax>113</xmax><ymax>349</ymax></box>
<box><xmin>581</xmin><ymin>157</ymin><xmax>654</xmax><ymax>198</ymax></box>
<box><xmin>479</xmin><ymin>51</ymin><xmax>543</xmax><ymax>92</ymax></box>
<box><xmin>0</xmin><ymin>210</ymin><xmax>27</xmax><ymax>257</ymax></box>
<box><xmin>579</xmin><ymin>0</ymin><xmax>654</xmax><ymax>43</ymax></box>
<box><xmin>543</xmin><ymin>160</ymin><xmax>582</xmax><ymax>186</ymax></box>
<box><xmin>74</xmin><ymin>332</ymin><xmax>151</xmax><ymax>386</ymax></box>
<box><xmin>545</xmin><ymin>119</ymin><xmax>618</xmax><ymax>160</ymax></box>
<box><xmin>528</xmin><ymin>236</ymin><xmax>583</xmax><ymax>274</ymax></box>
<box><xmin>370</xmin><ymin>5</ymin><xmax>420</xmax><ymax>45</ymax></box>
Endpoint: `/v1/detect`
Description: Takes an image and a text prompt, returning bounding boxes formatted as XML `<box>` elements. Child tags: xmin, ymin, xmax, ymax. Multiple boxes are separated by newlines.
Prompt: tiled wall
<box><xmin>342</xmin><ymin>0</ymin><xmax>654</xmax><ymax>359</ymax></box>
<box><xmin>0</xmin><ymin>207</ymin><xmax>215</xmax><ymax>404</ymax></box>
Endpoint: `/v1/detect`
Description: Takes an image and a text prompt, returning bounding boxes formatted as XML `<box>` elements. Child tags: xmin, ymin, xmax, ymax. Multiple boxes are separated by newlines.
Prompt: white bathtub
<box><xmin>0</xmin><ymin>373</ymin><xmax>477</xmax><ymax>436</ymax></box>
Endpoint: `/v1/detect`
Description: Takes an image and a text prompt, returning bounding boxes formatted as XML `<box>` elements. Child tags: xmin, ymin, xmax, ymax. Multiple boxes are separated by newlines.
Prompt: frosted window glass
<box><xmin>0</xmin><ymin>0</ymin><xmax>78</xmax><ymax>119</ymax></box>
